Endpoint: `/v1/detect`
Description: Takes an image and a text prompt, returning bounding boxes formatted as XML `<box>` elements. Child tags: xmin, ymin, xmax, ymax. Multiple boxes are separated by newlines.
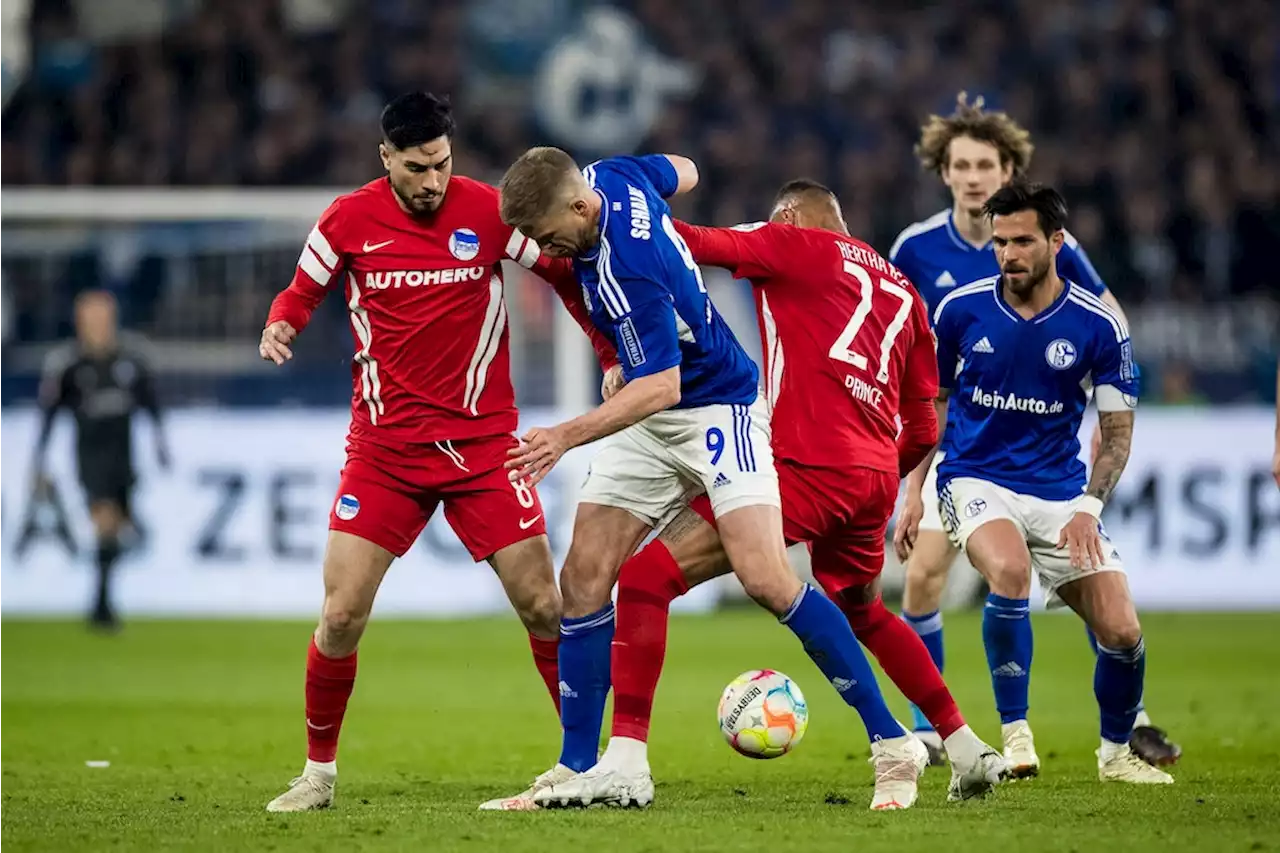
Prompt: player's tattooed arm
<box><xmin>1086</xmin><ymin>410</ymin><xmax>1134</xmax><ymax>504</ymax></box>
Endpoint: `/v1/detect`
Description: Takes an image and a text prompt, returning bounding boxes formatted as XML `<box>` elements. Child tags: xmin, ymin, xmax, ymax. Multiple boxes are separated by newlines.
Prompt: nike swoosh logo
<box><xmin>362</xmin><ymin>239</ymin><xmax>395</xmax><ymax>253</ymax></box>
<box><xmin>306</xmin><ymin>718</ymin><xmax>335</xmax><ymax>731</ymax></box>
<box><xmin>518</xmin><ymin>515</ymin><xmax>543</xmax><ymax>530</ymax></box>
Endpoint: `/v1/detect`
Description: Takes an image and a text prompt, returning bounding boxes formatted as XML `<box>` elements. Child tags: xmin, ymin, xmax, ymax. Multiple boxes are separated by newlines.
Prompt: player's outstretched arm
<box><xmin>531</xmin><ymin>255</ymin><xmax>619</xmax><ymax>371</ymax></box>
<box><xmin>506</xmin><ymin>366</ymin><xmax>680</xmax><ymax>486</ymax></box>
<box><xmin>673</xmin><ymin>220</ymin><xmax>786</xmax><ymax>280</ymax></box>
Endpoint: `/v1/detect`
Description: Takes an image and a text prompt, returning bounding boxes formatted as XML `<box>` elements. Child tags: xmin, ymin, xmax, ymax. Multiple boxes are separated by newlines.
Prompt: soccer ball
<box><xmin>717</xmin><ymin>669</ymin><xmax>808</xmax><ymax>759</ymax></box>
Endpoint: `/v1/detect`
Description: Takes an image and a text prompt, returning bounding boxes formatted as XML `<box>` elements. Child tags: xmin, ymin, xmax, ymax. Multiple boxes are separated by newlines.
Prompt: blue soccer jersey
<box><xmin>576</xmin><ymin>155</ymin><xmax>759</xmax><ymax>409</ymax></box>
<box><xmin>889</xmin><ymin>209</ymin><xmax>1107</xmax><ymax>318</ymax></box>
<box><xmin>933</xmin><ymin>276</ymin><xmax>1139</xmax><ymax>501</ymax></box>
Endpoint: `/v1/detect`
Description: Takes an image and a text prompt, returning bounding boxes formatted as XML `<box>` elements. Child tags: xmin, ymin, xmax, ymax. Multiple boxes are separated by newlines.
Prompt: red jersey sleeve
<box><xmin>673</xmin><ymin>221</ymin><xmax>792</xmax><ymax>280</ymax></box>
<box><xmin>500</xmin><ymin>227</ymin><xmax>619</xmax><ymax>371</ymax></box>
<box><xmin>900</xmin><ymin>291</ymin><xmax>939</xmax><ymax>403</ymax></box>
<box><xmin>896</xmin><ymin>293</ymin><xmax>941</xmax><ymax>474</ymax></box>
<box><xmin>267</xmin><ymin>198</ymin><xmax>349</xmax><ymax>332</ymax></box>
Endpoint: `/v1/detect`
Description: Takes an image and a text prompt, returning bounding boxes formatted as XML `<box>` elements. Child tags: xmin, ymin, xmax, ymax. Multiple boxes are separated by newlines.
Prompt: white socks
<box><xmin>1134</xmin><ymin>709</ymin><xmax>1152</xmax><ymax>728</ymax></box>
<box><xmin>600</xmin><ymin>736</ymin><xmax>649</xmax><ymax>769</ymax></box>
<box><xmin>942</xmin><ymin>724</ymin><xmax>984</xmax><ymax>768</ymax></box>
<box><xmin>1098</xmin><ymin>739</ymin><xmax>1129</xmax><ymax>762</ymax></box>
<box><xmin>304</xmin><ymin>759</ymin><xmax>337</xmax><ymax>780</ymax></box>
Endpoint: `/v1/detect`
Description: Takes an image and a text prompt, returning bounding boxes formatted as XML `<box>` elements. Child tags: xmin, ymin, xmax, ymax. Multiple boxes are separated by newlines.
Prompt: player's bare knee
<box><xmin>981</xmin><ymin>554</ymin><xmax>1031</xmax><ymax>599</ymax></box>
<box><xmin>517</xmin><ymin>582</ymin><xmax>562</xmax><ymax>637</ymax></box>
<box><xmin>738</xmin><ymin>565</ymin><xmax>803</xmax><ymax>616</ymax></box>
<box><xmin>559</xmin><ymin>552</ymin><xmax>617</xmax><ymax>618</ymax></box>
<box><xmin>1094</xmin><ymin>614</ymin><xmax>1142</xmax><ymax>651</ymax></box>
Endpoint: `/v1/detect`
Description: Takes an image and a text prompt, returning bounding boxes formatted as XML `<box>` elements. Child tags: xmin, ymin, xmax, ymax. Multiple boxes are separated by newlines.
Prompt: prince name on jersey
<box><xmin>576</xmin><ymin>156</ymin><xmax>759</xmax><ymax>408</ymax></box>
<box><xmin>933</xmin><ymin>276</ymin><xmax>1138</xmax><ymax>501</ymax></box>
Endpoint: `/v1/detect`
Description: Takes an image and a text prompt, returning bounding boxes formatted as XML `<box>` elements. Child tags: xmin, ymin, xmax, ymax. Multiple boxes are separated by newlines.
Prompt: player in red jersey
<box><xmin>532</xmin><ymin>181</ymin><xmax>1006</xmax><ymax>811</ymax></box>
<box><xmin>259</xmin><ymin>93</ymin><xmax>616</xmax><ymax>812</ymax></box>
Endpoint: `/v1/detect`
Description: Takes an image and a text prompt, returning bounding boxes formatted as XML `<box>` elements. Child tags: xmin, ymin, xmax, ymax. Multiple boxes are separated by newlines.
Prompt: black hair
<box><xmin>380</xmin><ymin>92</ymin><xmax>455</xmax><ymax>150</ymax></box>
<box><xmin>774</xmin><ymin>178</ymin><xmax>836</xmax><ymax>205</ymax></box>
<box><xmin>983</xmin><ymin>181</ymin><xmax>1068</xmax><ymax>236</ymax></box>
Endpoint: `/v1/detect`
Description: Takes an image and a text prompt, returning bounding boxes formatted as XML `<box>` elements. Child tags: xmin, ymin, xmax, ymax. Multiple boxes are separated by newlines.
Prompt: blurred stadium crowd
<box><xmin>2</xmin><ymin>0</ymin><xmax>1277</xmax><ymax>403</ymax></box>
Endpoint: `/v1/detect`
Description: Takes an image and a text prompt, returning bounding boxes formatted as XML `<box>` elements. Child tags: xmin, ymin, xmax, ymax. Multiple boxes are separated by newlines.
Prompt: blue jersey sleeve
<box><xmin>933</xmin><ymin>300</ymin><xmax>961</xmax><ymax>392</ymax></box>
<box><xmin>1059</xmin><ymin>232</ymin><xmax>1107</xmax><ymax>296</ymax></box>
<box><xmin>1090</xmin><ymin>323</ymin><xmax>1141</xmax><ymax>399</ymax></box>
<box><xmin>605</xmin><ymin>155</ymin><xmax>679</xmax><ymax>199</ymax></box>
<box><xmin>888</xmin><ymin>235</ymin><xmax>920</xmax><ymax>287</ymax></box>
<box><xmin>612</xmin><ymin>290</ymin><xmax>682</xmax><ymax>380</ymax></box>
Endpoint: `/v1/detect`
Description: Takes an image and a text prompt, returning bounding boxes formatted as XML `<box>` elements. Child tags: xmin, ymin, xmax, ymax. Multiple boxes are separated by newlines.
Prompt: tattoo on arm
<box><xmin>1087</xmin><ymin>410</ymin><xmax>1134</xmax><ymax>503</ymax></box>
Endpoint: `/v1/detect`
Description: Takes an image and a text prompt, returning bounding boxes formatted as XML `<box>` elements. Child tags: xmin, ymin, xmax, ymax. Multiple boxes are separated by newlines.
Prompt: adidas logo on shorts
<box><xmin>713</xmin><ymin>472</ymin><xmax>732</xmax><ymax>488</ymax></box>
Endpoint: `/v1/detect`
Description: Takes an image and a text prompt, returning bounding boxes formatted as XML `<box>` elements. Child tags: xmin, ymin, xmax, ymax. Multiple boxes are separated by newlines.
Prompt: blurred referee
<box><xmin>32</xmin><ymin>290</ymin><xmax>170</xmax><ymax>630</ymax></box>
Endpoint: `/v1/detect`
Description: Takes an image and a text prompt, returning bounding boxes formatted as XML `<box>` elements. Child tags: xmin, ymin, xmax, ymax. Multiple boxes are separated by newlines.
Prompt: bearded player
<box><xmin>925</xmin><ymin>182</ymin><xmax>1172</xmax><ymax>785</ymax></box>
<box><xmin>889</xmin><ymin>93</ymin><xmax>1179</xmax><ymax>771</ymax></box>
<box><xmin>259</xmin><ymin>93</ymin><xmax>616</xmax><ymax>812</ymax></box>
<box><xmin>501</xmin><ymin>180</ymin><xmax>1007</xmax><ymax>811</ymax></box>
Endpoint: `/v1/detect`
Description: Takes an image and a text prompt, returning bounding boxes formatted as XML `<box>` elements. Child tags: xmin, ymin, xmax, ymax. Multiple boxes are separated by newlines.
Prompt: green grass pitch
<box><xmin>4</xmin><ymin>611</ymin><xmax>1280</xmax><ymax>852</ymax></box>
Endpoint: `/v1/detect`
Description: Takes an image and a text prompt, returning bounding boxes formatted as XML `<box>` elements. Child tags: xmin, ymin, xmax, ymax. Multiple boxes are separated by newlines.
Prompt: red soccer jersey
<box><xmin>268</xmin><ymin>176</ymin><xmax>615</xmax><ymax>447</ymax></box>
<box><xmin>675</xmin><ymin>221</ymin><xmax>938</xmax><ymax>475</ymax></box>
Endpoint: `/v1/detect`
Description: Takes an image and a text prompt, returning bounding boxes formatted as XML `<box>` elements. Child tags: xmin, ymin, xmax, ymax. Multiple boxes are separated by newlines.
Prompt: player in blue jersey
<box><xmin>890</xmin><ymin>94</ymin><xmax>1179</xmax><ymax>771</ymax></box>
<box><xmin>482</xmin><ymin>148</ymin><xmax>948</xmax><ymax>810</ymax></box>
<box><xmin>924</xmin><ymin>182</ymin><xmax>1173</xmax><ymax>785</ymax></box>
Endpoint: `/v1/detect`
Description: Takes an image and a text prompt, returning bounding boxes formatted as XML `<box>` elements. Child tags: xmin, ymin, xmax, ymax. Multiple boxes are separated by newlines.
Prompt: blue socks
<box><xmin>903</xmin><ymin>609</ymin><xmax>944</xmax><ymax>732</ymax></box>
<box><xmin>1095</xmin><ymin>636</ymin><xmax>1146</xmax><ymax>744</ymax></box>
<box><xmin>781</xmin><ymin>585</ymin><xmax>902</xmax><ymax>743</ymax></box>
<box><xmin>983</xmin><ymin>593</ymin><xmax>1032</xmax><ymax>724</ymax></box>
<box><xmin>1087</xmin><ymin>625</ymin><xmax>1146</xmax><ymax>719</ymax></box>
<box><xmin>557</xmin><ymin>604</ymin><xmax>615</xmax><ymax>772</ymax></box>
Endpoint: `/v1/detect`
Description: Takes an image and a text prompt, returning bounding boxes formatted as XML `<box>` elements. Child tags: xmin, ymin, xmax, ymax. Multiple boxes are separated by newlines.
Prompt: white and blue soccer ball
<box><xmin>717</xmin><ymin>669</ymin><xmax>808</xmax><ymax>759</ymax></box>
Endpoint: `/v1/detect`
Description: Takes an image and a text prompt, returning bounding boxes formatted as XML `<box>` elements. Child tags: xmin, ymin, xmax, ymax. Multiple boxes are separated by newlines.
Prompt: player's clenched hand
<box><xmin>506</xmin><ymin>425</ymin><xmax>569</xmax><ymax>487</ymax></box>
<box><xmin>259</xmin><ymin>321</ymin><xmax>297</xmax><ymax>365</ymax></box>
<box><xmin>601</xmin><ymin>365</ymin><xmax>626</xmax><ymax>401</ymax></box>
<box><xmin>893</xmin><ymin>492</ymin><xmax>926</xmax><ymax>563</ymax></box>
<box><xmin>1057</xmin><ymin>512</ymin><xmax>1106</xmax><ymax>571</ymax></box>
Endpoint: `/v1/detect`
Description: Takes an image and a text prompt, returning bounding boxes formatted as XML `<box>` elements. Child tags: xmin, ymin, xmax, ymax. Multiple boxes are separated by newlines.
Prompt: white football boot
<box><xmin>947</xmin><ymin>743</ymin><xmax>1009</xmax><ymax>802</ymax></box>
<box><xmin>265</xmin><ymin>772</ymin><xmax>335</xmax><ymax>812</ymax></box>
<box><xmin>1001</xmin><ymin>720</ymin><xmax>1041</xmax><ymax>779</ymax></box>
<box><xmin>478</xmin><ymin>764</ymin><xmax>579</xmax><ymax>811</ymax></box>
<box><xmin>533</xmin><ymin>762</ymin><xmax>655</xmax><ymax>809</ymax></box>
<box><xmin>868</xmin><ymin>734</ymin><xmax>930</xmax><ymax>810</ymax></box>
<box><xmin>1098</xmin><ymin>743</ymin><xmax>1175</xmax><ymax>785</ymax></box>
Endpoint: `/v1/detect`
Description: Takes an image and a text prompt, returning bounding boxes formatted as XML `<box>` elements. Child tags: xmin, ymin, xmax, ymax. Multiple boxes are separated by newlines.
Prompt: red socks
<box><xmin>838</xmin><ymin>595</ymin><xmax>965</xmax><ymax>738</ymax></box>
<box><xmin>528</xmin><ymin>633</ymin><xmax>562</xmax><ymax>715</ymax></box>
<box><xmin>611</xmin><ymin>540</ymin><xmax>689</xmax><ymax>742</ymax></box>
<box><xmin>305</xmin><ymin>637</ymin><xmax>358</xmax><ymax>763</ymax></box>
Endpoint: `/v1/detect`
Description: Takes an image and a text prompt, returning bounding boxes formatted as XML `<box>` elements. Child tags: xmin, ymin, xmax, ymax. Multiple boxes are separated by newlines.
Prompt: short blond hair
<box><xmin>499</xmin><ymin>146</ymin><xmax>580</xmax><ymax>230</ymax></box>
<box><xmin>915</xmin><ymin>92</ymin><xmax>1034</xmax><ymax>178</ymax></box>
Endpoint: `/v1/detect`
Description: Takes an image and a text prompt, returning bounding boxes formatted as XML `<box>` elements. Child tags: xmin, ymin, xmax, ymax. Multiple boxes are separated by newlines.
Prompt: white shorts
<box><xmin>938</xmin><ymin>476</ymin><xmax>1125</xmax><ymax>608</ymax></box>
<box><xmin>579</xmin><ymin>396</ymin><xmax>779</xmax><ymax>527</ymax></box>
<box><xmin>918</xmin><ymin>452</ymin><xmax>945</xmax><ymax>533</ymax></box>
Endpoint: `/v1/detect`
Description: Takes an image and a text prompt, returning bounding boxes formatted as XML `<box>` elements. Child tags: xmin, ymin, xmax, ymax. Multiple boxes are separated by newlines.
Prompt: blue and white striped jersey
<box><xmin>575</xmin><ymin>155</ymin><xmax>759</xmax><ymax>409</ymax></box>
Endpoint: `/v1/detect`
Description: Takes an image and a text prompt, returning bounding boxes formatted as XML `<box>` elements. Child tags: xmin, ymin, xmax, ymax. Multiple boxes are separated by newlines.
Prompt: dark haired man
<box><xmin>923</xmin><ymin>182</ymin><xmax>1173</xmax><ymax>785</ymax></box>
<box><xmin>260</xmin><ymin>93</ymin><xmax>617</xmax><ymax>812</ymax></box>
<box><xmin>889</xmin><ymin>94</ymin><xmax>1177</xmax><ymax>773</ymax></box>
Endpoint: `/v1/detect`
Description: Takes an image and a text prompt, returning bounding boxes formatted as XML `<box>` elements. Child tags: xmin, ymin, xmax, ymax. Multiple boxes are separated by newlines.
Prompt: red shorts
<box><xmin>690</xmin><ymin>463</ymin><xmax>897</xmax><ymax>596</ymax></box>
<box><xmin>330</xmin><ymin>432</ymin><xmax>546</xmax><ymax>560</ymax></box>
